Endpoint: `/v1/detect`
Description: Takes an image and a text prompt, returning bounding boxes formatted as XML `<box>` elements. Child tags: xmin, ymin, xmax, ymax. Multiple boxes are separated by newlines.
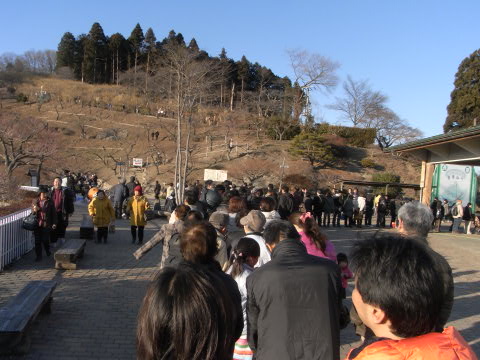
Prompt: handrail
<box><xmin>0</xmin><ymin>208</ymin><xmax>33</xmax><ymax>271</ymax></box>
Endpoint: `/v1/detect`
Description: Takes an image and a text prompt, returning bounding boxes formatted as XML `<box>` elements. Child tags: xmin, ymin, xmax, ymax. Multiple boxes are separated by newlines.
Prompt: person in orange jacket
<box><xmin>346</xmin><ymin>235</ymin><xmax>477</xmax><ymax>360</ymax></box>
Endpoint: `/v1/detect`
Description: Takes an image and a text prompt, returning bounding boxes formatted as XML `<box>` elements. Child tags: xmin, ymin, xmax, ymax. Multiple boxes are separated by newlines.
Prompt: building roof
<box><xmin>388</xmin><ymin>125</ymin><xmax>480</xmax><ymax>153</ymax></box>
<box><xmin>387</xmin><ymin>125</ymin><xmax>480</xmax><ymax>166</ymax></box>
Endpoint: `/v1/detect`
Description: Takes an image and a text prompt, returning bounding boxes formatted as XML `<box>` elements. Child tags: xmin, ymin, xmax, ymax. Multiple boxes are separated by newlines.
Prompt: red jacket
<box><xmin>346</xmin><ymin>327</ymin><xmax>477</xmax><ymax>360</ymax></box>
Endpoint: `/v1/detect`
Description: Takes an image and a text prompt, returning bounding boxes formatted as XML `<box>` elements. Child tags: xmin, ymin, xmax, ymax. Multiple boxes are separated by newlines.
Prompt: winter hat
<box><xmin>240</xmin><ymin>210</ymin><xmax>266</xmax><ymax>232</ymax></box>
<box><xmin>209</xmin><ymin>212</ymin><xmax>229</xmax><ymax>230</ymax></box>
<box><xmin>134</xmin><ymin>185</ymin><xmax>143</xmax><ymax>195</ymax></box>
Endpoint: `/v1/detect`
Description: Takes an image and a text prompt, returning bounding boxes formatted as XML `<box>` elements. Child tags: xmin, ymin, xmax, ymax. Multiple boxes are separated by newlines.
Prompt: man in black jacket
<box><xmin>125</xmin><ymin>176</ymin><xmax>136</xmax><ymax>197</ymax></box>
<box><xmin>50</xmin><ymin>177</ymin><xmax>75</xmax><ymax>246</ymax></box>
<box><xmin>277</xmin><ymin>185</ymin><xmax>294</xmax><ymax>220</ymax></box>
<box><xmin>247</xmin><ymin>220</ymin><xmax>341</xmax><ymax>360</ymax></box>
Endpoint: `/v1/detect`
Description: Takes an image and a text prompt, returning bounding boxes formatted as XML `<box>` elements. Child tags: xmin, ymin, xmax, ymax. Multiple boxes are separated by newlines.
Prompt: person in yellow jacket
<box><xmin>88</xmin><ymin>190</ymin><xmax>115</xmax><ymax>244</ymax></box>
<box><xmin>127</xmin><ymin>185</ymin><xmax>150</xmax><ymax>245</ymax></box>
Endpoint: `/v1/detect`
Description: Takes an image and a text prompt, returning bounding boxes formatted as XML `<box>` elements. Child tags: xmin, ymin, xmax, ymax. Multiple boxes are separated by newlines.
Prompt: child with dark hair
<box><xmin>346</xmin><ymin>235</ymin><xmax>476</xmax><ymax>359</ymax></box>
<box><xmin>337</xmin><ymin>252</ymin><xmax>352</xmax><ymax>300</ymax></box>
<box><xmin>137</xmin><ymin>263</ymin><xmax>240</xmax><ymax>360</ymax></box>
<box><xmin>226</xmin><ymin>237</ymin><xmax>260</xmax><ymax>360</ymax></box>
<box><xmin>289</xmin><ymin>212</ymin><xmax>336</xmax><ymax>261</ymax></box>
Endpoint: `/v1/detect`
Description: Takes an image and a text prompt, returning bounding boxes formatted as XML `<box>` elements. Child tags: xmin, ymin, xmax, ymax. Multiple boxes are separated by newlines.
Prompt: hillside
<box><xmin>2</xmin><ymin>77</ymin><xmax>421</xmax><ymax>195</ymax></box>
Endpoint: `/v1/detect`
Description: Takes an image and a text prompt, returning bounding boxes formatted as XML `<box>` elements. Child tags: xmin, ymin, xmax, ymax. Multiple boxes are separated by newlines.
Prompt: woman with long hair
<box><xmin>289</xmin><ymin>212</ymin><xmax>336</xmax><ymax>261</ymax></box>
<box><xmin>226</xmin><ymin>237</ymin><xmax>260</xmax><ymax>360</ymax></box>
<box><xmin>137</xmin><ymin>263</ymin><xmax>239</xmax><ymax>360</ymax></box>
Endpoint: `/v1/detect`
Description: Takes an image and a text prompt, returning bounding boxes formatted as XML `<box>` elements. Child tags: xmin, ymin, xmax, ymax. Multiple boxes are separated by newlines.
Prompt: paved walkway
<box><xmin>0</xmin><ymin>203</ymin><xmax>479</xmax><ymax>359</ymax></box>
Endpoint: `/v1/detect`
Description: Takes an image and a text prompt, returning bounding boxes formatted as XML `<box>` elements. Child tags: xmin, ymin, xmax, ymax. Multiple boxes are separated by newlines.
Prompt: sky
<box><xmin>1</xmin><ymin>0</ymin><xmax>479</xmax><ymax>137</ymax></box>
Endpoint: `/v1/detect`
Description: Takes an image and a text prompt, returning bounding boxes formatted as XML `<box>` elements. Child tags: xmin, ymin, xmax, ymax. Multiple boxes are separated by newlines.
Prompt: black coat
<box><xmin>247</xmin><ymin>239</ymin><xmax>341</xmax><ymax>360</ymax></box>
<box><xmin>278</xmin><ymin>194</ymin><xmax>294</xmax><ymax>219</ymax></box>
<box><xmin>49</xmin><ymin>187</ymin><xmax>75</xmax><ymax>217</ymax></box>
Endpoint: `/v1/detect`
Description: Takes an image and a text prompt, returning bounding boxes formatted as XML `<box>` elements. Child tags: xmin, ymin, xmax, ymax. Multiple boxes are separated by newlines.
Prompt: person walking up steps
<box><xmin>127</xmin><ymin>186</ymin><xmax>150</xmax><ymax>245</ymax></box>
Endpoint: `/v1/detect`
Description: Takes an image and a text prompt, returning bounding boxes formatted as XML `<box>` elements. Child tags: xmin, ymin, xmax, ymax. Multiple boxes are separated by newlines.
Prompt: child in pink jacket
<box><xmin>289</xmin><ymin>212</ymin><xmax>337</xmax><ymax>261</ymax></box>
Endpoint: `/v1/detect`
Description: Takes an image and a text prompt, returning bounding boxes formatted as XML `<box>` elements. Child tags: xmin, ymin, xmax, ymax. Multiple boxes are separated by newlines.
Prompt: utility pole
<box><xmin>278</xmin><ymin>156</ymin><xmax>288</xmax><ymax>192</ymax></box>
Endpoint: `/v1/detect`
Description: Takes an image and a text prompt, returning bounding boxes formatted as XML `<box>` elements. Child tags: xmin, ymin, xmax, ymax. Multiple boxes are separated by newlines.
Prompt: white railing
<box><xmin>0</xmin><ymin>208</ymin><xmax>34</xmax><ymax>271</ymax></box>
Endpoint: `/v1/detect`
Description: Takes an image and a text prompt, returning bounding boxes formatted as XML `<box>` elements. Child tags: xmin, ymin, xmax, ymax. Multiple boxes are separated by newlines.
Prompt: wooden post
<box><xmin>421</xmin><ymin>162</ymin><xmax>435</xmax><ymax>205</ymax></box>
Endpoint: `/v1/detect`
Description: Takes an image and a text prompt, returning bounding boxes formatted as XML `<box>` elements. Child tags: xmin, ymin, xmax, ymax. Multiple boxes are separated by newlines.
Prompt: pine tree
<box><xmin>56</xmin><ymin>32</ymin><xmax>76</xmax><ymax>69</ymax></box>
<box><xmin>444</xmin><ymin>49</ymin><xmax>480</xmax><ymax>132</ymax></box>
<box><xmin>219</xmin><ymin>47</ymin><xmax>228</xmax><ymax>60</ymax></box>
<box><xmin>144</xmin><ymin>27</ymin><xmax>157</xmax><ymax>92</ymax></box>
<box><xmin>237</xmin><ymin>56</ymin><xmax>251</xmax><ymax>104</ymax></box>
<box><xmin>83</xmin><ymin>22</ymin><xmax>108</xmax><ymax>83</ymax></box>
<box><xmin>128</xmin><ymin>23</ymin><xmax>145</xmax><ymax>90</ymax></box>
<box><xmin>73</xmin><ymin>34</ymin><xmax>87</xmax><ymax>81</ymax></box>
<box><xmin>188</xmin><ymin>38</ymin><xmax>199</xmax><ymax>52</ymax></box>
<box><xmin>109</xmin><ymin>33</ymin><xmax>128</xmax><ymax>85</ymax></box>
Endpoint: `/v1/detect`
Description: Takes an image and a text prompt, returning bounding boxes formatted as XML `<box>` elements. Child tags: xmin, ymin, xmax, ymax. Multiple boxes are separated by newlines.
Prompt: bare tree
<box><xmin>0</xmin><ymin>112</ymin><xmax>57</xmax><ymax>177</ymax></box>
<box><xmin>287</xmin><ymin>49</ymin><xmax>340</xmax><ymax>122</ymax></box>
<box><xmin>228</xmin><ymin>158</ymin><xmax>277</xmax><ymax>185</ymax></box>
<box><xmin>367</xmin><ymin>108</ymin><xmax>423</xmax><ymax>150</ymax></box>
<box><xmin>159</xmin><ymin>43</ymin><xmax>224</xmax><ymax>203</ymax></box>
<box><xmin>328</xmin><ymin>75</ymin><xmax>388</xmax><ymax>127</ymax></box>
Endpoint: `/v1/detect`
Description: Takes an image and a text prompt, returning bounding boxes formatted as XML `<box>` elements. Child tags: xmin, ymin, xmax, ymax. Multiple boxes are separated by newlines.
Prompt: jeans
<box><xmin>34</xmin><ymin>227</ymin><xmax>51</xmax><ymax>259</ymax></box>
<box><xmin>131</xmin><ymin>226</ymin><xmax>145</xmax><ymax>244</ymax></box>
<box><xmin>451</xmin><ymin>217</ymin><xmax>463</xmax><ymax>233</ymax></box>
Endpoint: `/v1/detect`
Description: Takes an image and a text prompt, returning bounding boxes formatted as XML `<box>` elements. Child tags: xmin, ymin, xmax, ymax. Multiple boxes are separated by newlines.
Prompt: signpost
<box><xmin>204</xmin><ymin>169</ymin><xmax>228</xmax><ymax>182</ymax></box>
<box><xmin>132</xmin><ymin>158</ymin><xmax>143</xmax><ymax>167</ymax></box>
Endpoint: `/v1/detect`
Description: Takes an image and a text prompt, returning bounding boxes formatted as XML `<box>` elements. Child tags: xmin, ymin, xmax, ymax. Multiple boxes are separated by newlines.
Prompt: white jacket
<box><xmin>226</xmin><ymin>263</ymin><xmax>254</xmax><ymax>337</ymax></box>
<box><xmin>354</xmin><ymin>196</ymin><xmax>366</xmax><ymax>212</ymax></box>
<box><xmin>244</xmin><ymin>233</ymin><xmax>271</xmax><ymax>268</ymax></box>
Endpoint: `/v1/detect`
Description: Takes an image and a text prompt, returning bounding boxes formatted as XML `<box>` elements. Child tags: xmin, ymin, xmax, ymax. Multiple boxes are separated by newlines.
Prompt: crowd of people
<box><xmin>129</xmin><ymin>180</ymin><xmax>476</xmax><ymax>360</ymax></box>
<box><xmin>29</xmin><ymin>175</ymin><xmax>478</xmax><ymax>359</ymax></box>
<box><xmin>430</xmin><ymin>197</ymin><xmax>480</xmax><ymax>234</ymax></box>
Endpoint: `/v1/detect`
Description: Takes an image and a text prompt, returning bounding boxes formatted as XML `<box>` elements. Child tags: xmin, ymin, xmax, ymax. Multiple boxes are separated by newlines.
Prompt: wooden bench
<box><xmin>80</xmin><ymin>214</ymin><xmax>94</xmax><ymax>240</ymax></box>
<box><xmin>0</xmin><ymin>280</ymin><xmax>57</xmax><ymax>355</ymax></box>
<box><xmin>54</xmin><ymin>239</ymin><xmax>86</xmax><ymax>270</ymax></box>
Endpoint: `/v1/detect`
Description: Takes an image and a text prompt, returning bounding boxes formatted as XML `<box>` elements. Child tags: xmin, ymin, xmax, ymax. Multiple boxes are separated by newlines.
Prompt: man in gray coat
<box><xmin>110</xmin><ymin>178</ymin><xmax>128</xmax><ymax>219</ymax></box>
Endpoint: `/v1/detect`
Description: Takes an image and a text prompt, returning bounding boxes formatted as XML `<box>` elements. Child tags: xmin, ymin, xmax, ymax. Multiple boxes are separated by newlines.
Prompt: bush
<box><xmin>361</xmin><ymin>158</ymin><xmax>377</xmax><ymax>168</ymax></box>
<box><xmin>16</xmin><ymin>92</ymin><xmax>28</xmax><ymax>103</ymax></box>
<box><xmin>371</xmin><ymin>172</ymin><xmax>402</xmax><ymax>196</ymax></box>
<box><xmin>315</xmin><ymin>123</ymin><xmax>376</xmax><ymax>147</ymax></box>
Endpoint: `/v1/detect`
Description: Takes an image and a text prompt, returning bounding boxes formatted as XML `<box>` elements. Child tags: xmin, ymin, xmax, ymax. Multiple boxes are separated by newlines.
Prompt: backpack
<box><xmin>451</xmin><ymin>205</ymin><xmax>458</xmax><ymax>217</ymax></box>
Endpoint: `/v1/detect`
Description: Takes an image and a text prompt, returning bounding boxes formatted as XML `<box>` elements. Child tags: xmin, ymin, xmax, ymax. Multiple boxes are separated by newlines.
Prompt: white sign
<box><xmin>204</xmin><ymin>169</ymin><xmax>228</xmax><ymax>182</ymax></box>
<box><xmin>132</xmin><ymin>158</ymin><xmax>143</xmax><ymax>167</ymax></box>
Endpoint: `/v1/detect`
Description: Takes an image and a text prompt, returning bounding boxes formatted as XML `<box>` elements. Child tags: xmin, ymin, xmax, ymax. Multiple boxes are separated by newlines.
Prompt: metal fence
<box><xmin>0</xmin><ymin>208</ymin><xmax>33</xmax><ymax>271</ymax></box>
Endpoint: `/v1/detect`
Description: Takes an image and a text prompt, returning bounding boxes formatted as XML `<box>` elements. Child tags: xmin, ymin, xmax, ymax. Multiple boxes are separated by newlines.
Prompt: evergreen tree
<box><xmin>56</xmin><ymin>32</ymin><xmax>76</xmax><ymax>69</ymax></box>
<box><xmin>188</xmin><ymin>38</ymin><xmax>199</xmax><ymax>52</ymax></box>
<box><xmin>219</xmin><ymin>47</ymin><xmax>228</xmax><ymax>60</ymax></box>
<box><xmin>444</xmin><ymin>49</ymin><xmax>480</xmax><ymax>132</ymax></box>
<box><xmin>73</xmin><ymin>34</ymin><xmax>87</xmax><ymax>81</ymax></box>
<box><xmin>175</xmin><ymin>33</ymin><xmax>186</xmax><ymax>47</ymax></box>
<box><xmin>128</xmin><ymin>23</ymin><xmax>145</xmax><ymax>90</ymax></box>
<box><xmin>83</xmin><ymin>22</ymin><xmax>108</xmax><ymax>83</ymax></box>
<box><xmin>237</xmin><ymin>56</ymin><xmax>251</xmax><ymax>104</ymax></box>
<box><xmin>109</xmin><ymin>33</ymin><xmax>128</xmax><ymax>85</ymax></box>
<box><xmin>289</xmin><ymin>132</ymin><xmax>335</xmax><ymax>166</ymax></box>
<box><xmin>144</xmin><ymin>27</ymin><xmax>157</xmax><ymax>92</ymax></box>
